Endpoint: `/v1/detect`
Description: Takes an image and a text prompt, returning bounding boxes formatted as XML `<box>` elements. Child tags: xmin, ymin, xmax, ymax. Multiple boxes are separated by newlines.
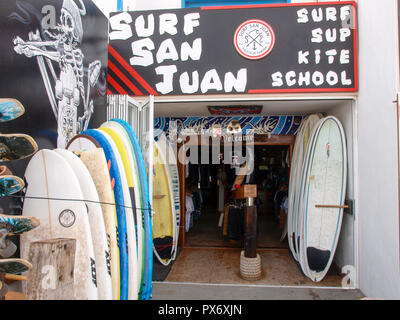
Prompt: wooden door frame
<box><xmin>177</xmin><ymin>134</ymin><xmax>295</xmax><ymax>248</ymax></box>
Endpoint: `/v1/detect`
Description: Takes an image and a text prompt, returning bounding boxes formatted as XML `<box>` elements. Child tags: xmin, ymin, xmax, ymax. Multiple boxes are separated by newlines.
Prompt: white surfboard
<box><xmin>100</xmin><ymin>121</ymin><xmax>144</xmax><ymax>291</ymax></box>
<box><xmin>286</xmin><ymin>114</ymin><xmax>323</xmax><ymax>261</ymax></box>
<box><xmin>95</xmin><ymin>129</ymin><xmax>139</xmax><ymax>300</ymax></box>
<box><xmin>67</xmin><ymin>138</ymin><xmax>120</xmax><ymax>300</ymax></box>
<box><xmin>296</xmin><ymin>116</ymin><xmax>325</xmax><ymax>278</ymax></box>
<box><xmin>299</xmin><ymin>116</ymin><xmax>347</xmax><ymax>282</ymax></box>
<box><xmin>297</xmin><ymin>120</ymin><xmax>321</xmax><ymax>279</ymax></box>
<box><xmin>55</xmin><ymin>149</ymin><xmax>112</xmax><ymax>300</ymax></box>
<box><xmin>286</xmin><ymin>118</ymin><xmax>306</xmax><ymax>257</ymax></box>
<box><xmin>21</xmin><ymin>149</ymin><xmax>98</xmax><ymax>300</ymax></box>
<box><xmin>156</xmin><ymin>133</ymin><xmax>180</xmax><ymax>260</ymax></box>
<box><xmin>295</xmin><ymin>115</ymin><xmax>323</xmax><ymax>258</ymax></box>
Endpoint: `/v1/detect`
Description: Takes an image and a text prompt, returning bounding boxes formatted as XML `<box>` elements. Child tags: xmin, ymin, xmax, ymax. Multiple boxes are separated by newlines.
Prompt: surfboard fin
<box><xmin>306</xmin><ymin>247</ymin><xmax>331</xmax><ymax>272</ymax></box>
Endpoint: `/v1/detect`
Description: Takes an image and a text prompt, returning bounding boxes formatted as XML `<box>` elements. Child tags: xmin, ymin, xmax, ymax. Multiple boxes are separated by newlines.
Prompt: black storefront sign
<box><xmin>107</xmin><ymin>1</ymin><xmax>358</xmax><ymax>96</ymax></box>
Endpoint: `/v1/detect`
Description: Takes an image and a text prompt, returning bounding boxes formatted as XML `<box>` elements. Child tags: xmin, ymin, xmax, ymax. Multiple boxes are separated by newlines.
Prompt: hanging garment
<box><xmin>217</xmin><ymin>183</ymin><xmax>225</xmax><ymax>213</ymax></box>
<box><xmin>223</xmin><ymin>205</ymin><xmax>229</xmax><ymax>236</ymax></box>
<box><xmin>185</xmin><ymin>195</ymin><xmax>195</xmax><ymax>232</ymax></box>
<box><xmin>285</xmin><ymin>150</ymin><xmax>290</xmax><ymax>168</ymax></box>
<box><xmin>197</xmin><ymin>165</ymin><xmax>201</xmax><ymax>189</ymax></box>
<box><xmin>187</xmin><ymin>164</ymin><xmax>199</xmax><ymax>188</ymax></box>
<box><xmin>274</xmin><ymin>189</ymin><xmax>288</xmax><ymax>219</ymax></box>
<box><xmin>217</xmin><ymin>167</ymin><xmax>225</xmax><ymax>213</ymax></box>
<box><xmin>198</xmin><ymin>190</ymin><xmax>203</xmax><ymax>204</ymax></box>
<box><xmin>190</xmin><ymin>210</ymin><xmax>195</xmax><ymax>229</ymax></box>
<box><xmin>227</xmin><ymin>205</ymin><xmax>245</xmax><ymax>241</ymax></box>
<box><xmin>225</xmin><ymin>164</ymin><xmax>236</xmax><ymax>189</ymax></box>
<box><xmin>200</xmin><ymin>165</ymin><xmax>210</xmax><ymax>189</ymax></box>
<box><xmin>281</xmin><ymin>196</ymin><xmax>288</xmax><ymax>213</ymax></box>
<box><xmin>193</xmin><ymin>191</ymin><xmax>202</xmax><ymax>222</ymax></box>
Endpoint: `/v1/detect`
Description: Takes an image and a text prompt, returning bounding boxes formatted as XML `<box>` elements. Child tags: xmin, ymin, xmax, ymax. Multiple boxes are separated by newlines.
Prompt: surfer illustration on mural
<box><xmin>12</xmin><ymin>0</ymin><xmax>101</xmax><ymax>148</ymax></box>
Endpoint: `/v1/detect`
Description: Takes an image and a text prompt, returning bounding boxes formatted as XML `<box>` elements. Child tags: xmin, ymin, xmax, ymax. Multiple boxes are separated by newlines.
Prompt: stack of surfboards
<box><xmin>286</xmin><ymin>114</ymin><xmax>347</xmax><ymax>282</ymax></box>
<box><xmin>20</xmin><ymin>119</ymin><xmax>167</xmax><ymax>300</ymax></box>
<box><xmin>152</xmin><ymin>133</ymin><xmax>180</xmax><ymax>266</ymax></box>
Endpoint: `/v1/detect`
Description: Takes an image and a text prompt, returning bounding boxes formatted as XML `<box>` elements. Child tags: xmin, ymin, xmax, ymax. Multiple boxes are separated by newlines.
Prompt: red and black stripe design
<box><xmin>107</xmin><ymin>45</ymin><xmax>158</xmax><ymax>96</ymax></box>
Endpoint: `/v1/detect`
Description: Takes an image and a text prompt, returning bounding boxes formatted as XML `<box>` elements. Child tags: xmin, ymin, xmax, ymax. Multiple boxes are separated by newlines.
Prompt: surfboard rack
<box><xmin>315</xmin><ymin>198</ymin><xmax>354</xmax><ymax>216</ymax></box>
<box><xmin>3</xmin><ymin>274</ymin><xmax>27</xmax><ymax>283</ymax></box>
<box><xmin>315</xmin><ymin>204</ymin><xmax>349</xmax><ymax>209</ymax></box>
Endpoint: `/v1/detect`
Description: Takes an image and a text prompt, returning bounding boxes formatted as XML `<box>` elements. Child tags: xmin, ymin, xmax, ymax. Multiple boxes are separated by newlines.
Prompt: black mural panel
<box><xmin>108</xmin><ymin>2</ymin><xmax>358</xmax><ymax>97</ymax></box>
<box><xmin>0</xmin><ymin>0</ymin><xmax>108</xmax><ymax>213</ymax></box>
<box><xmin>0</xmin><ymin>0</ymin><xmax>108</xmax><ymax>143</ymax></box>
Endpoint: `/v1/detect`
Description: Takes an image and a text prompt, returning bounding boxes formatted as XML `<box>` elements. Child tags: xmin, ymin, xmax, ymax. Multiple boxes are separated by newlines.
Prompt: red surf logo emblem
<box><xmin>234</xmin><ymin>19</ymin><xmax>275</xmax><ymax>60</ymax></box>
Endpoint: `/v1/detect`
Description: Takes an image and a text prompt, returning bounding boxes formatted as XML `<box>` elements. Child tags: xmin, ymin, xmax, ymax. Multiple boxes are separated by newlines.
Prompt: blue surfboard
<box><xmin>0</xmin><ymin>175</ymin><xmax>24</xmax><ymax>196</ymax></box>
<box><xmin>110</xmin><ymin>119</ymin><xmax>153</xmax><ymax>300</ymax></box>
<box><xmin>82</xmin><ymin>129</ymin><xmax>129</xmax><ymax>300</ymax></box>
<box><xmin>0</xmin><ymin>99</ymin><xmax>24</xmax><ymax>122</ymax></box>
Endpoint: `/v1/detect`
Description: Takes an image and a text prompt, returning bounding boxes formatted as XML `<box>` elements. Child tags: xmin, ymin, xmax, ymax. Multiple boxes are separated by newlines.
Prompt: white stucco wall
<box><xmin>357</xmin><ymin>0</ymin><xmax>400</xmax><ymax>299</ymax></box>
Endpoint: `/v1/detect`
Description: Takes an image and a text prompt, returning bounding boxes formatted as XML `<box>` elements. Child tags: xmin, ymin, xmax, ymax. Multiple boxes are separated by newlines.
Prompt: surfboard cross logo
<box><xmin>233</xmin><ymin>19</ymin><xmax>275</xmax><ymax>60</ymax></box>
<box><xmin>59</xmin><ymin>209</ymin><xmax>76</xmax><ymax>228</ymax></box>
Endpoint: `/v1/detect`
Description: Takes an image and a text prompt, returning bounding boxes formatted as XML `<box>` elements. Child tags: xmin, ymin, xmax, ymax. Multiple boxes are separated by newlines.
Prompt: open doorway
<box><xmin>184</xmin><ymin>138</ymin><xmax>292</xmax><ymax>250</ymax></box>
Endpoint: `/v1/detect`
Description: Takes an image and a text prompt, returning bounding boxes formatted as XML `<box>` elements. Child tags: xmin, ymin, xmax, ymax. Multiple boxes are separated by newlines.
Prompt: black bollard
<box><xmin>244</xmin><ymin>199</ymin><xmax>257</xmax><ymax>258</ymax></box>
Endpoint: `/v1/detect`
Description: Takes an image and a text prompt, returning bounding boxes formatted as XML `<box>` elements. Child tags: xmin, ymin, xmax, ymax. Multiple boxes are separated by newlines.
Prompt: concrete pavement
<box><xmin>152</xmin><ymin>281</ymin><xmax>365</xmax><ymax>300</ymax></box>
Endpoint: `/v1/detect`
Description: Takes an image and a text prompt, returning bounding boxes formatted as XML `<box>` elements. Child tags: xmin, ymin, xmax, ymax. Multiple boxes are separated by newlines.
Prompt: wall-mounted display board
<box><xmin>108</xmin><ymin>1</ymin><xmax>357</xmax><ymax>96</ymax></box>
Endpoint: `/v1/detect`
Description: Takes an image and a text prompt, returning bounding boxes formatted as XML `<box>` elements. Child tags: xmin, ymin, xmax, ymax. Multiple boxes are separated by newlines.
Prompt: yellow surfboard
<box><xmin>99</xmin><ymin>127</ymin><xmax>140</xmax><ymax>300</ymax></box>
<box><xmin>152</xmin><ymin>141</ymin><xmax>176</xmax><ymax>266</ymax></box>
